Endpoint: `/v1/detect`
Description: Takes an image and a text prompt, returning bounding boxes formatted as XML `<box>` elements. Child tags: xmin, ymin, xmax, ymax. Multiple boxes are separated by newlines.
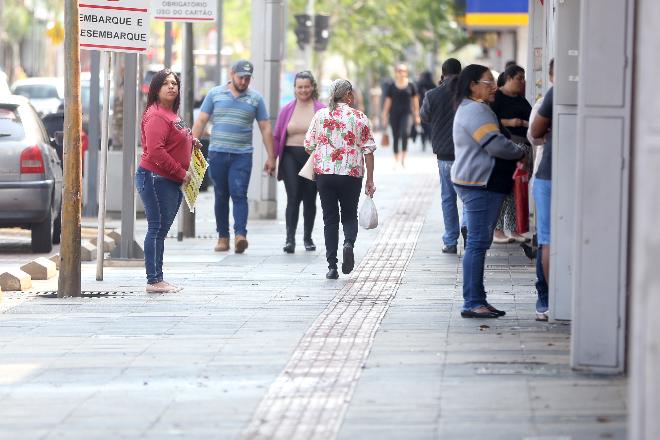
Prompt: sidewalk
<box><xmin>0</xmin><ymin>152</ymin><xmax>627</xmax><ymax>439</ymax></box>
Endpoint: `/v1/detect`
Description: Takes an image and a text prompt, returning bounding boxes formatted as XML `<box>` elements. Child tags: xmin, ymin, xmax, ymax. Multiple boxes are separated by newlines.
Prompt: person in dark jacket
<box><xmin>420</xmin><ymin>58</ymin><xmax>464</xmax><ymax>254</ymax></box>
<box><xmin>416</xmin><ymin>70</ymin><xmax>436</xmax><ymax>152</ymax></box>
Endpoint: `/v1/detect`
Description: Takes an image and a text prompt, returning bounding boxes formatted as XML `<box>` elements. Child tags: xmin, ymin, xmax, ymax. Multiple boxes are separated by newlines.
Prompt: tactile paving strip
<box><xmin>241</xmin><ymin>178</ymin><xmax>435</xmax><ymax>440</ymax></box>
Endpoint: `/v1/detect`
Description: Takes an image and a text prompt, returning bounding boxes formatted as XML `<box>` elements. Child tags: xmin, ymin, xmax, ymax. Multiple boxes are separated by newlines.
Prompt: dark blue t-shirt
<box><xmin>535</xmin><ymin>87</ymin><xmax>553</xmax><ymax>180</ymax></box>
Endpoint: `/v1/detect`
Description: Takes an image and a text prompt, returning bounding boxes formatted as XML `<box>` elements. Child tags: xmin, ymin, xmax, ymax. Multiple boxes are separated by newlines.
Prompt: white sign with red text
<box><xmin>151</xmin><ymin>0</ymin><xmax>217</xmax><ymax>22</ymax></box>
<box><xmin>79</xmin><ymin>0</ymin><xmax>151</xmax><ymax>53</ymax></box>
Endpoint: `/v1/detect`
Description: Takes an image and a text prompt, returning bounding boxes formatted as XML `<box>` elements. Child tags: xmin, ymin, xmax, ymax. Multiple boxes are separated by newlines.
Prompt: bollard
<box><xmin>0</xmin><ymin>270</ymin><xmax>32</xmax><ymax>291</ymax></box>
<box><xmin>20</xmin><ymin>257</ymin><xmax>57</xmax><ymax>280</ymax></box>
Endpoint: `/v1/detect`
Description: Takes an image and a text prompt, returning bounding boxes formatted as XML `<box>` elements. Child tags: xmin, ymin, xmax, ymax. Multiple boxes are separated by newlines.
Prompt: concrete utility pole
<box><xmin>179</xmin><ymin>23</ymin><xmax>195</xmax><ymax>238</ymax></box>
<box><xmin>249</xmin><ymin>0</ymin><xmax>285</xmax><ymax>219</ymax></box>
<box><xmin>216</xmin><ymin>0</ymin><xmax>224</xmax><ymax>82</ymax></box>
<box><xmin>305</xmin><ymin>0</ymin><xmax>314</xmax><ymax>70</ymax></box>
<box><xmin>84</xmin><ymin>50</ymin><xmax>101</xmax><ymax>217</ymax></box>
<box><xmin>58</xmin><ymin>0</ymin><xmax>82</xmax><ymax>298</ymax></box>
<box><xmin>164</xmin><ymin>22</ymin><xmax>173</xmax><ymax>68</ymax></box>
<box><xmin>109</xmin><ymin>54</ymin><xmax>144</xmax><ymax>260</ymax></box>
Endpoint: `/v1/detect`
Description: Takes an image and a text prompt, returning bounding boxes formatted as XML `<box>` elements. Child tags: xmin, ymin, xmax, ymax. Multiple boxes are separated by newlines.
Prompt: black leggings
<box><xmin>280</xmin><ymin>146</ymin><xmax>318</xmax><ymax>238</ymax></box>
<box><xmin>389</xmin><ymin>113</ymin><xmax>412</xmax><ymax>155</ymax></box>
<box><xmin>316</xmin><ymin>174</ymin><xmax>362</xmax><ymax>268</ymax></box>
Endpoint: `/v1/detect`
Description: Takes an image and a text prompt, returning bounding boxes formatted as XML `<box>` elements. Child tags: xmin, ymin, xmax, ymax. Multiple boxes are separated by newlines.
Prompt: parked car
<box><xmin>11</xmin><ymin>77</ymin><xmax>64</xmax><ymax>117</ymax></box>
<box><xmin>0</xmin><ymin>95</ymin><xmax>63</xmax><ymax>253</ymax></box>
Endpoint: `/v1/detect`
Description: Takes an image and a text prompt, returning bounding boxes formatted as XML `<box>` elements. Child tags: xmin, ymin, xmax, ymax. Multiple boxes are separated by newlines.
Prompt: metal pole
<box><xmin>96</xmin><ymin>51</ymin><xmax>112</xmax><ymax>281</ymax></box>
<box><xmin>84</xmin><ymin>50</ymin><xmax>101</xmax><ymax>217</ymax></box>
<box><xmin>216</xmin><ymin>0</ymin><xmax>224</xmax><ymax>82</ymax></box>
<box><xmin>164</xmin><ymin>22</ymin><xmax>173</xmax><ymax>68</ymax></box>
<box><xmin>58</xmin><ymin>0</ymin><xmax>82</xmax><ymax>298</ymax></box>
<box><xmin>180</xmin><ymin>23</ymin><xmax>195</xmax><ymax>238</ymax></box>
<box><xmin>305</xmin><ymin>0</ymin><xmax>314</xmax><ymax>70</ymax></box>
<box><xmin>110</xmin><ymin>53</ymin><xmax>144</xmax><ymax>260</ymax></box>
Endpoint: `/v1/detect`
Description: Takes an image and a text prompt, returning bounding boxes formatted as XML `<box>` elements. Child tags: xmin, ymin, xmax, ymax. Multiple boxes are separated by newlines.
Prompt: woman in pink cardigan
<box><xmin>273</xmin><ymin>71</ymin><xmax>325</xmax><ymax>253</ymax></box>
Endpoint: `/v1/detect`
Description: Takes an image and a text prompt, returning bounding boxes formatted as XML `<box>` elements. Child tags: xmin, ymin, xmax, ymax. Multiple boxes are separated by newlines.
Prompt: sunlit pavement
<box><xmin>0</xmin><ymin>149</ymin><xmax>626</xmax><ymax>439</ymax></box>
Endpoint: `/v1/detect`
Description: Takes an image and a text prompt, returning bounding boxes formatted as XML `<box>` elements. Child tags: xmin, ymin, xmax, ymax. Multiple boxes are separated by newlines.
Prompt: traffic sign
<box><xmin>151</xmin><ymin>0</ymin><xmax>217</xmax><ymax>22</ymax></box>
<box><xmin>79</xmin><ymin>0</ymin><xmax>151</xmax><ymax>53</ymax></box>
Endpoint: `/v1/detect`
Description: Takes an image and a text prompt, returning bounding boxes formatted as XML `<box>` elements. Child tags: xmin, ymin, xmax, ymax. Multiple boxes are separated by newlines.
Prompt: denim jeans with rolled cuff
<box><xmin>208</xmin><ymin>151</ymin><xmax>253</xmax><ymax>238</ymax></box>
<box><xmin>454</xmin><ymin>185</ymin><xmax>506</xmax><ymax>311</ymax></box>
<box><xmin>135</xmin><ymin>167</ymin><xmax>183</xmax><ymax>285</ymax></box>
<box><xmin>437</xmin><ymin>160</ymin><xmax>465</xmax><ymax>246</ymax></box>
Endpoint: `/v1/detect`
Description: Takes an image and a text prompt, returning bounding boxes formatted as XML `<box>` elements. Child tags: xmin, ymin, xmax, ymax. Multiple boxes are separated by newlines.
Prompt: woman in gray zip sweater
<box><xmin>451</xmin><ymin>64</ymin><xmax>528</xmax><ymax>319</ymax></box>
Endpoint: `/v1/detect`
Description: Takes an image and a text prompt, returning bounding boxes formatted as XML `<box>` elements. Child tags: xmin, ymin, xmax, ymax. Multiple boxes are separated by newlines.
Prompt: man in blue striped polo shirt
<box><xmin>192</xmin><ymin>60</ymin><xmax>276</xmax><ymax>254</ymax></box>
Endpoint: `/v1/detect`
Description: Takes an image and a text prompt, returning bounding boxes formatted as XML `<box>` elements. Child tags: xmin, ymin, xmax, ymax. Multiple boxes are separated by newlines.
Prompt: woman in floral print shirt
<box><xmin>304</xmin><ymin>79</ymin><xmax>377</xmax><ymax>280</ymax></box>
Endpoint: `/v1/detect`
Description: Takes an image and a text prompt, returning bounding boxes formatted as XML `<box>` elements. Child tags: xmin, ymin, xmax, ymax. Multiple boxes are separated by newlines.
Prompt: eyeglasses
<box><xmin>478</xmin><ymin>80</ymin><xmax>495</xmax><ymax>86</ymax></box>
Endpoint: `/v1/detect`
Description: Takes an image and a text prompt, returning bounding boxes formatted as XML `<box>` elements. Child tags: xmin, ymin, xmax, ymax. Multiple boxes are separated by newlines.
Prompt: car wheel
<box><xmin>31</xmin><ymin>212</ymin><xmax>53</xmax><ymax>253</ymax></box>
<box><xmin>52</xmin><ymin>210</ymin><xmax>62</xmax><ymax>244</ymax></box>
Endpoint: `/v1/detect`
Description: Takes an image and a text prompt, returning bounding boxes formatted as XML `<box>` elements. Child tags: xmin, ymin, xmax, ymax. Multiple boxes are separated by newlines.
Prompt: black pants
<box><xmin>389</xmin><ymin>113</ymin><xmax>412</xmax><ymax>155</ymax></box>
<box><xmin>280</xmin><ymin>146</ymin><xmax>318</xmax><ymax>239</ymax></box>
<box><xmin>316</xmin><ymin>174</ymin><xmax>362</xmax><ymax>268</ymax></box>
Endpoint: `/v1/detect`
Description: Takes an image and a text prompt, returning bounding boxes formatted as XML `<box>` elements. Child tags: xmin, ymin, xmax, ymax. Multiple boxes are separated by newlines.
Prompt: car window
<box><xmin>20</xmin><ymin>105</ymin><xmax>49</xmax><ymax>143</ymax></box>
<box><xmin>0</xmin><ymin>105</ymin><xmax>25</xmax><ymax>141</ymax></box>
<box><xmin>14</xmin><ymin>85</ymin><xmax>60</xmax><ymax>99</ymax></box>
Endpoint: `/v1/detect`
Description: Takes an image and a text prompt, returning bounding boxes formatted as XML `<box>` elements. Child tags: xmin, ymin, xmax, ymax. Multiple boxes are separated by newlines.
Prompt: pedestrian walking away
<box><xmin>529</xmin><ymin>58</ymin><xmax>555</xmax><ymax>322</ymax></box>
<box><xmin>273</xmin><ymin>71</ymin><xmax>325</xmax><ymax>254</ymax></box>
<box><xmin>192</xmin><ymin>60</ymin><xmax>276</xmax><ymax>254</ymax></box>
<box><xmin>451</xmin><ymin>64</ymin><xmax>528</xmax><ymax>318</ymax></box>
<box><xmin>420</xmin><ymin>58</ymin><xmax>465</xmax><ymax>254</ymax></box>
<box><xmin>490</xmin><ymin>64</ymin><xmax>533</xmax><ymax>244</ymax></box>
<box><xmin>416</xmin><ymin>70</ymin><xmax>436</xmax><ymax>152</ymax></box>
<box><xmin>304</xmin><ymin>79</ymin><xmax>377</xmax><ymax>280</ymax></box>
<box><xmin>381</xmin><ymin>64</ymin><xmax>421</xmax><ymax>168</ymax></box>
<box><xmin>135</xmin><ymin>69</ymin><xmax>200</xmax><ymax>294</ymax></box>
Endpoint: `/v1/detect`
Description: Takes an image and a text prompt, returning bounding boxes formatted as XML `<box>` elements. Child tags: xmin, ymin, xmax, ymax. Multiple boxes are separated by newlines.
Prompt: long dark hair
<box><xmin>497</xmin><ymin>64</ymin><xmax>525</xmax><ymax>87</ymax></box>
<box><xmin>145</xmin><ymin>69</ymin><xmax>181</xmax><ymax>113</ymax></box>
<box><xmin>454</xmin><ymin>64</ymin><xmax>490</xmax><ymax>108</ymax></box>
<box><xmin>294</xmin><ymin>70</ymin><xmax>319</xmax><ymax>101</ymax></box>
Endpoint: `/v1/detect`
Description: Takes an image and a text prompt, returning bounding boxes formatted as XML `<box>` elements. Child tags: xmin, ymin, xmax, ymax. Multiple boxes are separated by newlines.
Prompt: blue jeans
<box><xmin>437</xmin><ymin>160</ymin><xmax>464</xmax><ymax>246</ymax></box>
<box><xmin>208</xmin><ymin>151</ymin><xmax>253</xmax><ymax>238</ymax></box>
<box><xmin>135</xmin><ymin>167</ymin><xmax>183</xmax><ymax>285</ymax></box>
<box><xmin>454</xmin><ymin>186</ymin><xmax>506</xmax><ymax>311</ymax></box>
<box><xmin>532</xmin><ymin>177</ymin><xmax>551</xmax><ymax>312</ymax></box>
<box><xmin>532</xmin><ymin>178</ymin><xmax>552</xmax><ymax>245</ymax></box>
<box><xmin>535</xmin><ymin>246</ymin><xmax>549</xmax><ymax>312</ymax></box>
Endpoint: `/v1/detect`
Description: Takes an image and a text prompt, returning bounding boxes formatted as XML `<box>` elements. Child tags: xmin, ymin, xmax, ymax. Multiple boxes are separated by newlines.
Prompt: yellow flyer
<box><xmin>181</xmin><ymin>147</ymin><xmax>208</xmax><ymax>212</ymax></box>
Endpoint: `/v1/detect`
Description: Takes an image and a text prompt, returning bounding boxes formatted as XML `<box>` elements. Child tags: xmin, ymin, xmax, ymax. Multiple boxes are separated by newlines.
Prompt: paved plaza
<box><xmin>0</xmin><ymin>154</ymin><xmax>627</xmax><ymax>439</ymax></box>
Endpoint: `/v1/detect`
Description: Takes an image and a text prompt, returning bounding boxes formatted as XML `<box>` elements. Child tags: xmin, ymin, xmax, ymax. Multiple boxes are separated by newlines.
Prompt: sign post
<box><xmin>79</xmin><ymin>0</ymin><xmax>151</xmax><ymax>279</ymax></box>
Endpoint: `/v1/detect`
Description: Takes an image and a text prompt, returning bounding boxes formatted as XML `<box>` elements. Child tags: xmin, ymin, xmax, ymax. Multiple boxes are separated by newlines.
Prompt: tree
<box><xmin>0</xmin><ymin>0</ymin><xmax>30</xmax><ymax>82</ymax></box>
<box><xmin>286</xmin><ymin>0</ymin><xmax>466</xmax><ymax>86</ymax></box>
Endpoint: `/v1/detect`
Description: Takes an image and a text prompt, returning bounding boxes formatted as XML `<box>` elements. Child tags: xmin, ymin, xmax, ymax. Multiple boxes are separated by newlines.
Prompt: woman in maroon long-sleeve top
<box><xmin>135</xmin><ymin>69</ymin><xmax>200</xmax><ymax>293</ymax></box>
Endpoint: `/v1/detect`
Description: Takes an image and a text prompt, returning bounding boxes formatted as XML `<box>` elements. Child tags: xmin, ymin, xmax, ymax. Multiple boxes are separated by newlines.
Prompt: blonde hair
<box><xmin>328</xmin><ymin>79</ymin><xmax>352</xmax><ymax>111</ymax></box>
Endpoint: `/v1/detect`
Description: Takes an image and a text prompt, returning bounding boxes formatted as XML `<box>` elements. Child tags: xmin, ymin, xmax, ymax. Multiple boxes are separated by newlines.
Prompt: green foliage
<box><xmin>1</xmin><ymin>0</ymin><xmax>32</xmax><ymax>43</ymax></box>
<box><xmin>288</xmin><ymin>0</ymin><xmax>464</xmax><ymax>79</ymax></box>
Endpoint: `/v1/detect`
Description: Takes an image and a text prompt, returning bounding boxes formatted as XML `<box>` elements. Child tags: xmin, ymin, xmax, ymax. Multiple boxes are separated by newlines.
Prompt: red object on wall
<box><xmin>513</xmin><ymin>161</ymin><xmax>529</xmax><ymax>234</ymax></box>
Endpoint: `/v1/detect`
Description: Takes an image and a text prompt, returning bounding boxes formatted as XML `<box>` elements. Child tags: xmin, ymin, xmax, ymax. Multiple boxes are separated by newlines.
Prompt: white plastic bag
<box><xmin>359</xmin><ymin>196</ymin><xmax>378</xmax><ymax>229</ymax></box>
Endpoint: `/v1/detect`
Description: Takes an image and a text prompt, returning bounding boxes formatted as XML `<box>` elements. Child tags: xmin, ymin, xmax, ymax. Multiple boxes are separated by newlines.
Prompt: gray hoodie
<box><xmin>451</xmin><ymin>98</ymin><xmax>524</xmax><ymax>188</ymax></box>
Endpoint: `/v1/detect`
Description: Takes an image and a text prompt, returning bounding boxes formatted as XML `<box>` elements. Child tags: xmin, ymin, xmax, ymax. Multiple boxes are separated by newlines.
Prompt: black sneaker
<box><xmin>442</xmin><ymin>245</ymin><xmax>457</xmax><ymax>254</ymax></box>
<box><xmin>341</xmin><ymin>245</ymin><xmax>355</xmax><ymax>274</ymax></box>
<box><xmin>326</xmin><ymin>268</ymin><xmax>339</xmax><ymax>279</ymax></box>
